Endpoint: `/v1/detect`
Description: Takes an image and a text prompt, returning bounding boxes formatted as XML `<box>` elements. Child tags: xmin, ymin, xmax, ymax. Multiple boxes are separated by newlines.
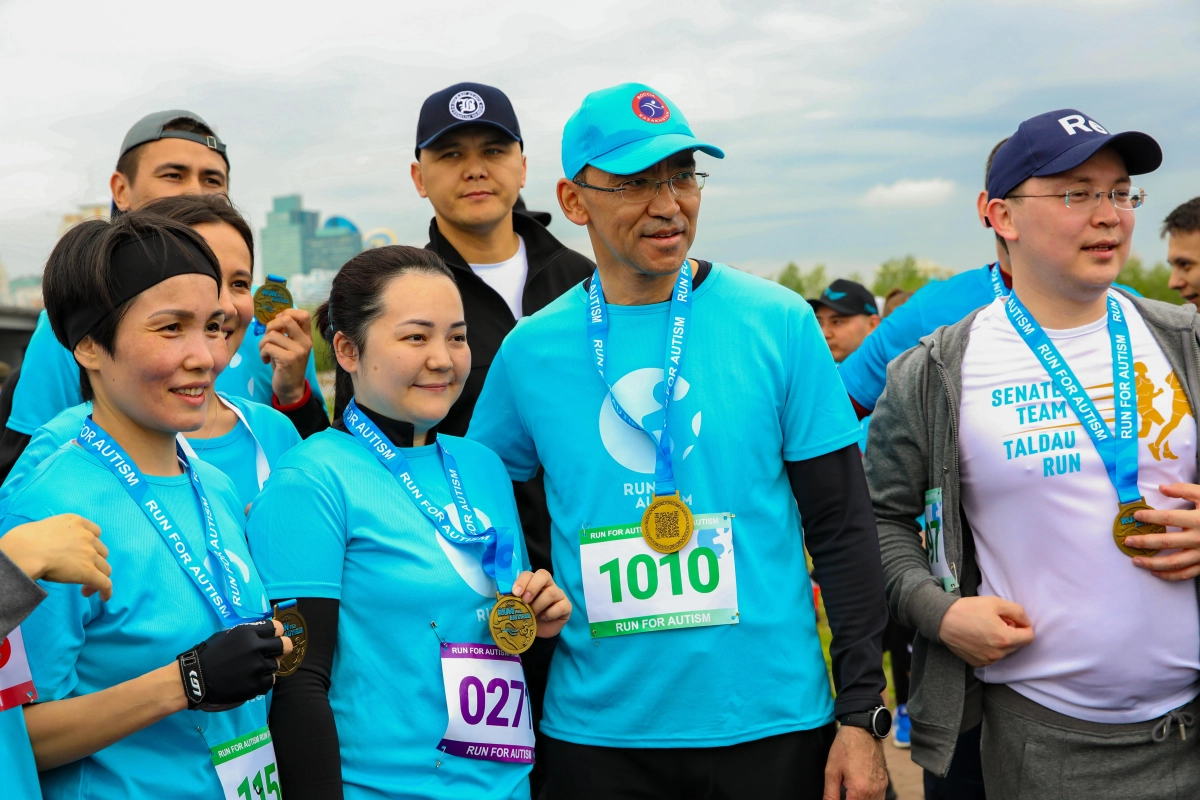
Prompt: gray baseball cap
<box><xmin>119</xmin><ymin>109</ymin><xmax>228</xmax><ymax>164</ymax></box>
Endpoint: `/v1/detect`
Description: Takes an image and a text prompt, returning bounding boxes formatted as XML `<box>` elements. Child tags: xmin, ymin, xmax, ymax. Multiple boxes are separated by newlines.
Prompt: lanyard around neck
<box><xmin>1002</xmin><ymin>291</ymin><xmax>1140</xmax><ymax>503</ymax></box>
<box><xmin>342</xmin><ymin>399</ymin><xmax>521</xmax><ymax>594</ymax></box>
<box><xmin>177</xmin><ymin>393</ymin><xmax>270</xmax><ymax>490</ymax></box>
<box><xmin>586</xmin><ymin>263</ymin><xmax>694</xmax><ymax>498</ymax></box>
<box><xmin>78</xmin><ymin>416</ymin><xmax>262</xmax><ymax>626</ymax></box>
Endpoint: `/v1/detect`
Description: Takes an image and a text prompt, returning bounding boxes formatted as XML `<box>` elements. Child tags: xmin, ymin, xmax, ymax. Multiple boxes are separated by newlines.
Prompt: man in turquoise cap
<box><xmin>468</xmin><ymin>83</ymin><xmax>889</xmax><ymax>800</ymax></box>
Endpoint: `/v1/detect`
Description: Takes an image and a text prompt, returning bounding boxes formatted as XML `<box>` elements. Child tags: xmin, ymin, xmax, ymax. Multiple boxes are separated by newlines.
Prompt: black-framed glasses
<box><xmin>573</xmin><ymin>171</ymin><xmax>708</xmax><ymax>204</ymax></box>
<box><xmin>1006</xmin><ymin>187</ymin><xmax>1146</xmax><ymax>211</ymax></box>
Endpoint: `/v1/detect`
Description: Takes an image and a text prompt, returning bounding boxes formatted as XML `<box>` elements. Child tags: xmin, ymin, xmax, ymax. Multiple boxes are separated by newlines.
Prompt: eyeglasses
<box><xmin>1006</xmin><ymin>187</ymin><xmax>1146</xmax><ymax>211</ymax></box>
<box><xmin>573</xmin><ymin>171</ymin><xmax>708</xmax><ymax>205</ymax></box>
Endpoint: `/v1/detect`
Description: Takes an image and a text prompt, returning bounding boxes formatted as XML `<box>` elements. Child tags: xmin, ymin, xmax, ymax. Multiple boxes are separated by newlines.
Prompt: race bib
<box><xmin>0</xmin><ymin>626</ymin><xmax>37</xmax><ymax>711</ymax></box>
<box><xmin>209</xmin><ymin>726</ymin><xmax>280</xmax><ymax>800</ymax></box>
<box><xmin>439</xmin><ymin>643</ymin><xmax>534</xmax><ymax>763</ymax></box>
<box><xmin>580</xmin><ymin>511</ymin><xmax>739</xmax><ymax>638</ymax></box>
<box><xmin>924</xmin><ymin>488</ymin><xmax>958</xmax><ymax>592</ymax></box>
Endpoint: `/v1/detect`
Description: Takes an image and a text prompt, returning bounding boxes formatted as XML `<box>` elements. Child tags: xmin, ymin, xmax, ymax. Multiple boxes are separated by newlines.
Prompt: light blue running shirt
<box><xmin>0</xmin><ymin>394</ymin><xmax>301</xmax><ymax>511</ymax></box>
<box><xmin>246</xmin><ymin>428</ymin><xmax>532</xmax><ymax>800</ymax></box>
<box><xmin>6</xmin><ymin>311</ymin><xmax>324</xmax><ymax>435</ymax></box>
<box><xmin>0</xmin><ymin>678</ymin><xmax>40</xmax><ymax>798</ymax></box>
<box><xmin>467</xmin><ymin>263</ymin><xmax>862</xmax><ymax>747</ymax></box>
<box><xmin>4</xmin><ymin>443</ymin><xmax>272</xmax><ymax>800</ymax></box>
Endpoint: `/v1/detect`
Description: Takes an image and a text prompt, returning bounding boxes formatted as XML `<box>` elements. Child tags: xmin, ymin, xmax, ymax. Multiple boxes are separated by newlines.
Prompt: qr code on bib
<box><xmin>655</xmin><ymin>512</ymin><xmax>679</xmax><ymax>539</ymax></box>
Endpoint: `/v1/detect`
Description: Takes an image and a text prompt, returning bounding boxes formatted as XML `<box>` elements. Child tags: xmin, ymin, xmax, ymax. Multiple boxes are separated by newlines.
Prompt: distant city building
<box><xmin>260</xmin><ymin>195</ymin><xmax>362</xmax><ymax>279</ymax></box>
<box><xmin>58</xmin><ymin>203</ymin><xmax>109</xmax><ymax>238</ymax></box>
<box><xmin>363</xmin><ymin>228</ymin><xmax>398</xmax><ymax>249</ymax></box>
<box><xmin>289</xmin><ymin>269</ymin><xmax>338</xmax><ymax>308</ymax></box>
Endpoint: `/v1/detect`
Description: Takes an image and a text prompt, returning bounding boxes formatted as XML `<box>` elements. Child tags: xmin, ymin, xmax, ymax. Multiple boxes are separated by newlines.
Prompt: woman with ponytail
<box><xmin>246</xmin><ymin>245</ymin><xmax>570</xmax><ymax>800</ymax></box>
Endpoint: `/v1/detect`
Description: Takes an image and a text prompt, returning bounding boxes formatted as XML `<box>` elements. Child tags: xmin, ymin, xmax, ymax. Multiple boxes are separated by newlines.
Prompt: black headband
<box><xmin>61</xmin><ymin>232</ymin><xmax>221</xmax><ymax>351</ymax></box>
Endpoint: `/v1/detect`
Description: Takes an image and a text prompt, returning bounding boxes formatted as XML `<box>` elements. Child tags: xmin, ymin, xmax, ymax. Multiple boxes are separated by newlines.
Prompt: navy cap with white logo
<box><xmin>415</xmin><ymin>83</ymin><xmax>522</xmax><ymax>155</ymax></box>
<box><xmin>809</xmin><ymin>279</ymin><xmax>878</xmax><ymax>317</ymax></box>
<box><xmin>987</xmin><ymin>109</ymin><xmax>1161</xmax><ymax>203</ymax></box>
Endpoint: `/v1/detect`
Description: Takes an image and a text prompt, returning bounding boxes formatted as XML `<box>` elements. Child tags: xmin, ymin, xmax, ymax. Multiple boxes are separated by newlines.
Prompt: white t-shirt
<box><xmin>960</xmin><ymin>292</ymin><xmax>1200</xmax><ymax>723</ymax></box>
<box><xmin>469</xmin><ymin>235</ymin><xmax>528</xmax><ymax>320</ymax></box>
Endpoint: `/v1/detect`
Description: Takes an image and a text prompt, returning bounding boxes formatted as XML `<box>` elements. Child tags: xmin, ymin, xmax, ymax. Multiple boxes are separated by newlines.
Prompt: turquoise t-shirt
<box><xmin>6</xmin><ymin>311</ymin><xmax>324</xmax><ymax>435</ymax></box>
<box><xmin>0</xmin><ymin>394</ymin><xmax>301</xmax><ymax>512</ymax></box>
<box><xmin>466</xmin><ymin>263</ymin><xmax>862</xmax><ymax>748</ymax></box>
<box><xmin>6</xmin><ymin>444</ymin><xmax>273</xmax><ymax>800</ymax></box>
<box><xmin>246</xmin><ymin>428</ymin><xmax>532</xmax><ymax>800</ymax></box>
<box><xmin>0</xmin><ymin>703</ymin><xmax>39</xmax><ymax>798</ymax></box>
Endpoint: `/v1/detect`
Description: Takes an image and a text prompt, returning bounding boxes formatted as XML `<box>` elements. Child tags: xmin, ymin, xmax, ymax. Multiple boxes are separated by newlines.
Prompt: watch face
<box><xmin>872</xmin><ymin>706</ymin><xmax>893</xmax><ymax>738</ymax></box>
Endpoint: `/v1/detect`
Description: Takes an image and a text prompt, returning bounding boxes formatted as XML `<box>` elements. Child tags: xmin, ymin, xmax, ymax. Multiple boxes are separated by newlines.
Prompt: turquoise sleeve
<box><xmin>781</xmin><ymin>304</ymin><xmax>862</xmax><ymax>462</ymax></box>
<box><xmin>837</xmin><ymin>291</ymin><xmax>929</xmax><ymax>412</ymax></box>
<box><xmin>7</xmin><ymin>313</ymin><xmax>82</xmax><ymax>435</ymax></box>
<box><xmin>465</xmin><ymin>348</ymin><xmax>541</xmax><ymax>482</ymax></box>
<box><xmin>245</xmin><ymin>466</ymin><xmax>347</xmax><ymax>601</ymax></box>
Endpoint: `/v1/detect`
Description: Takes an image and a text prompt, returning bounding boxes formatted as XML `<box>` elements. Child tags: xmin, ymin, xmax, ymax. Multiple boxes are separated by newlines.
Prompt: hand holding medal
<box><xmin>253</xmin><ymin>275</ymin><xmax>293</xmax><ymax>336</ymax></box>
<box><xmin>490</xmin><ymin>569</ymin><xmax>571</xmax><ymax>655</ymax></box>
<box><xmin>1118</xmin><ymin>482</ymin><xmax>1200</xmax><ymax>581</ymax></box>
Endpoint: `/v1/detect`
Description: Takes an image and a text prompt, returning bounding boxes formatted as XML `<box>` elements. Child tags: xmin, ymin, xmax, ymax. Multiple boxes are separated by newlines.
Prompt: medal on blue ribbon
<box><xmin>1003</xmin><ymin>292</ymin><xmax>1162</xmax><ymax>557</ymax></box>
<box><xmin>587</xmin><ymin>263</ymin><xmax>695</xmax><ymax>553</ymax></box>
<box><xmin>342</xmin><ymin>400</ymin><xmax>536</xmax><ymax>653</ymax></box>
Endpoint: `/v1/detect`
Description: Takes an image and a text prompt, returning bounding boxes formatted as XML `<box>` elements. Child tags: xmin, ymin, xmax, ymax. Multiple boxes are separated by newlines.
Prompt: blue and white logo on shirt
<box><xmin>598</xmin><ymin>367</ymin><xmax>702</xmax><ymax>474</ymax></box>
<box><xmin>435</xmin><ymin>504</ymin><xmax>498</xmax><ymax>598</ymax></box>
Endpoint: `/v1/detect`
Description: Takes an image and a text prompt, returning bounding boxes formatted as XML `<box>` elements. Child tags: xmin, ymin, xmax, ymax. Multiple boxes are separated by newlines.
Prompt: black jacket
<box><xmin>426</xmin><ymin>211</ymin><xmax>595</xmax><ymax>436</ymax></box>
<box><xmin>425</xmin><ymin>211</ymin><xmax>594</xmax><ymax>575</ymax></box>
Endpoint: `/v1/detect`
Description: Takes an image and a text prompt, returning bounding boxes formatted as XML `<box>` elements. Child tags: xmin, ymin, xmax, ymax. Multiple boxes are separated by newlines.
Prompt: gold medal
<box><xmin>641</xmin><ymin>493</ymin><xmax>693</xmax><ymax>554</ymax></box>
<box><xmin>273</xmin><ymin>602</ymin><xmax>308</xmax><ymax>677</ymax></box>
<box><xmin>488</xmin><ymin>593</ymin><xmax>537</xmax><ymax>655</ymax></box>
<box><xmin>1113</xmin><ymin>499</ymin><xmax>1162</xmax><ymax>558</ymax></box>
<box><xmin>253</xmin><ymin>276</ymin><xmax>293</xmax><ymax>326</ymax></box>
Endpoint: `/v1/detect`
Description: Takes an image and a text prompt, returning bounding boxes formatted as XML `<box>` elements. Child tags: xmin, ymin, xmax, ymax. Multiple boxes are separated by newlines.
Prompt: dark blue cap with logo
<box><xmin>987</xmin><ymin>109</ymin><xmax>1161</xmax><ymax>203</ymax></box>
<box><xmin>416</xmin><ymin>82</ymin><xmax>522</xmax><ymax>155</ymax></box>
<box><xmin>809</xmin><ymin>279</ymin><xmax>878</xmax><ymax>317</ymax></box>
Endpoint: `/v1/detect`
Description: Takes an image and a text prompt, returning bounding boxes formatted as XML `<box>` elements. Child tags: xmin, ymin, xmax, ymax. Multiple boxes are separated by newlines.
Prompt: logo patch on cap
<box><xmin>449</xmin><ymin>91</ymin><xmax>486</xmax><ymax>121</ymax></box>
<box><xmin>632</xmin><ymin>91</ymin><xmax>670</xmax><ymax>124</ymax></box>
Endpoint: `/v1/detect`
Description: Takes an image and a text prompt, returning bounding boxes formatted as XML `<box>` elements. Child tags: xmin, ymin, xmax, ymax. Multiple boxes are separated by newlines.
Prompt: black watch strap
<box><xmin>838</xmin><ymin>705</ymin><xmax>892</xmax><ymax>739</ymax></box>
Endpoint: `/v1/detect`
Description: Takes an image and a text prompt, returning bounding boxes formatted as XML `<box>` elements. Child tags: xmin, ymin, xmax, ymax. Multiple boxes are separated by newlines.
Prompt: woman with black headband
<box><xmin>0</xmin><ymin>194</ymin><xmax>303</xmax><ymax>513</ymax></box>
<box><xmin>5</xmin><ymin>212</ymin><xmax>292</xmax><ymax>800</ymax></box>
<box><xmin>246</xmin><ymin>246</ymin><xmax>570</xmax><ymax>800</ymax></box>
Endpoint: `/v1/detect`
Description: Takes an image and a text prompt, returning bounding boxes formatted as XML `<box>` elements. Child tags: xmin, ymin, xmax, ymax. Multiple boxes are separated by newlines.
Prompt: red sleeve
<box><xmin>272</xmin><ymin>380</ymin><xmax>312</xmax><ymax>412</ymax></box>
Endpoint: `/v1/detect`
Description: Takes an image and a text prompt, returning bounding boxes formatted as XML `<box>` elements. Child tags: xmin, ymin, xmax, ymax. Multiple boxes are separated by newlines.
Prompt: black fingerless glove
<box><xmin>177</xmin><ymin>619</ymin><xmax>284</xmax><ymax>712</ymax></box>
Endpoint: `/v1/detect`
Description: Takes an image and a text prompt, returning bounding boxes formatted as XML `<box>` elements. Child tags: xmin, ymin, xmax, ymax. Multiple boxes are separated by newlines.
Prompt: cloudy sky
<box><xmin>0</xmin><ymin>0</ymin><xmax>1196</xmax><ymax>282</ymax></box>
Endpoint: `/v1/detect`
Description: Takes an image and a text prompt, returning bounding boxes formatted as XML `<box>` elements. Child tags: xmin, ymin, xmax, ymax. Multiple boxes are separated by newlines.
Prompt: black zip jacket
<box><xmin>425</xmin><ymin>212</ymin><xmax>594</xmax><ymax>576</ymax></box>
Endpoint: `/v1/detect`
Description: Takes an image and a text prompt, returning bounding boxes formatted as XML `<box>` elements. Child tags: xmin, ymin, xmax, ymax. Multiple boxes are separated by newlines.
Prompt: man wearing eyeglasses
<box><xmin>468</xmin><ymin>82</ymin><xmax>889</xmax><ymax>800</ymax></box>
<box><xmin>866</xmin><ymin>109</ymin><xmax>1200</xmax><ymax>798</ymax></box>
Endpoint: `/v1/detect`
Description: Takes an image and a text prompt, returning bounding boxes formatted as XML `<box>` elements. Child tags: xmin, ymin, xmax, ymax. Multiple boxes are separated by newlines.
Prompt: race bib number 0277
<box><xmin>579</xmin><ymin>511</ymin><xmax>738</xmax><ymax>638</ymax></box>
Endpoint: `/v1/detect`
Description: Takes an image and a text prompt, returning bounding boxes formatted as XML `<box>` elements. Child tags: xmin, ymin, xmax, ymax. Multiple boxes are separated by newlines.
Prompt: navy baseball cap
<box><xmin>416</xmin><ymin>83</ymin><xmax>522</xmax><ymax>155</ymax></box>
<box><xmin>987</xmin><ymin>109</ymin><xmax>1161</xmax><ymax>203</ymax></box>
<box><xmin>561</xmin><ymin>83</ymin><xmax>724</xmax><ymax>178</ymax></box>
<box><xmin>119</xmin><ymin>109</ymin><xmax>227</xmax><ymax>165</ymax></box>
<box><xmin>809</xmin><ymin>279</ymin><xmax>878</xmax><ymax>317</ymax></box>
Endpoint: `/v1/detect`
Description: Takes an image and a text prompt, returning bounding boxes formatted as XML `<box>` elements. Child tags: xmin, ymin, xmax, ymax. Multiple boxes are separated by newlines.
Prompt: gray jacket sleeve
<box><xmin>864</xmin><ymin>346</ymin><xmax>958</xmax><ymax>643</ymax></box>
<box><xmin>0</xmin><ymin>546</ymin><xmax>47</xmax><ymax>639</ymax></box>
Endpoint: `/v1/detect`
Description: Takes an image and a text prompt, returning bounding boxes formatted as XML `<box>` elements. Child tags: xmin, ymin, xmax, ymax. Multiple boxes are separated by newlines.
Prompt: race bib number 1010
<box><xmin>580</xmin><ymin>511</ymin><xmax>738</xmax><ymax>638</ymax></box>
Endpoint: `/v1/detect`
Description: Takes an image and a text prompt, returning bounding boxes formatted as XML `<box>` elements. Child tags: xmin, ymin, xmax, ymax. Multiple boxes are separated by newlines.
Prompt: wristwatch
<box><xmin>838</xmin><ymin>705</ymin><xmax>892</xmax><ymax>739</ymax></box>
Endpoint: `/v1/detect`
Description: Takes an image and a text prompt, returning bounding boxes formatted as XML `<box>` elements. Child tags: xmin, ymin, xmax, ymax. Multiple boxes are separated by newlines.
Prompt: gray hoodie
<box><xmin>864</xmin><ymin>290</ymin><xmax>1200</xmax><ymax>776</ymax></box>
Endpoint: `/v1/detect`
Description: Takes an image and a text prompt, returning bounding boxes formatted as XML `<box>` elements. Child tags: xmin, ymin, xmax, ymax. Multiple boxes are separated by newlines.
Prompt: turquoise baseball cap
<box><xmin>561</xmin><ymin>83</ymin><xmax>724</xmax><ymax>178</ymax></box>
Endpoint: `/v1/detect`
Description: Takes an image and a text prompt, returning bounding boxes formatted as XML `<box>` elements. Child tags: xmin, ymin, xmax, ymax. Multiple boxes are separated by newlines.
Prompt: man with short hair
<box><xmin>1165</xmin><ymin>197</ymin><xmax>1200</xmax><ymax>308</ymax></box>
<box><xmin>0</xmin><ymin>110</ymin><xmax>327</xmax><ymax>479</ymax></box>
<box><xmin>867</xmin><ymin>109</ymin><xmax>1200</xmax><ymax>798</ymax></box>
<box><xmin>469</xmin><ymin>82</ymin><xmax>889</xmax><ymax>800</ymax></box>
<box><xmin>410</xmin><ymin>82</ymin><xmax>594</xmax><ymax>796</ymax></box>
<box><xmin>810</xmin><ymin>279</ymin><xmax>881</xmax><ymax>363</ymax></box>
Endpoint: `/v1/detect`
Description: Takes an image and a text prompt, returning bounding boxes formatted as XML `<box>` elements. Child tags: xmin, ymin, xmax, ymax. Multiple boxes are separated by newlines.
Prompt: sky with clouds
<box><xmin>0</xmin><ymin>0</ymin><xmax>1196</xmax><ymax>282</ymax></box>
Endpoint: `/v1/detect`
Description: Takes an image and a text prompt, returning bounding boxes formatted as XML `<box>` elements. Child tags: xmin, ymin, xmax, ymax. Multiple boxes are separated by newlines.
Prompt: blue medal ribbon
<box><xmin>988</xmin><ymin>262</ymin><xmax>1009</xmax><ymax>299</ymax></box>
<box><xmin>341</xmin><ymin>399</ymin><xmax>522</xmax><ymax>594</ymax></box>
<box><xmin>586</xmin><ymin>262</ymin><xmax>693</xmax><ymax>499</ymax></box>
<box><xmin>1003</xmin><ymin>291</ymin><xmax>1140</xmax><ymax>504</ymax></box>
<box><xmin>77</xmin><ymin>416</ymin><xmax>262</xmax><ymax>626</ymax></box>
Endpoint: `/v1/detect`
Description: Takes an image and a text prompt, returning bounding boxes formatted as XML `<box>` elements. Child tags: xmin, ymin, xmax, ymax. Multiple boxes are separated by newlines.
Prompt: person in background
<box><xmin>810</xmin><ymin>279</ymin><xmax>881</xmax><ymax>364</ymax></box>
<box><xmin>1165</xmin><ymin>197</ymin><xmax>1200</xmax><ymax>308</ymax></box>
<box><xmin>0</xmin><ymin>195</ymin><xmax>303</xmax><ymax>512</ymax></box>
<box><xmin>0</xmin><ymin>515</ymin><xmax>113</xmax><ymax>797</ymax></box>
<box><xmin>882</xmin><ymin>288</ymin><xmax>911</xmax><ymax>318</ymax></box>
<box><xmin>410</xmin><ymin>81</ymin><xmax>594</xmax><ymax>793</ymax></box>
<box><xmin>868</xmin><ymin>109</ymin><xmax>1200</xmax><ymax>800</ymax></box>
<box><xmin>0</xmin><ymin>110</ymin><xmax>325</xmax><ymax>484</ymax></box>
